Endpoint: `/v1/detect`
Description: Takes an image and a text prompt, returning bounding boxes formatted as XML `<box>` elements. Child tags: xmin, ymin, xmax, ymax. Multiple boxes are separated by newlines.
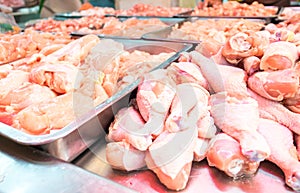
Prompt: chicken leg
<box><xmin>257</xmin><ymin>118</ymin><xmax>300</xmax><ymax>191</ymax></box>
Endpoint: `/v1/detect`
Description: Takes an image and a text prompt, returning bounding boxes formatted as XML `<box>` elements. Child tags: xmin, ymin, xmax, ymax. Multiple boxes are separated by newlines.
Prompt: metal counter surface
<box><xmin>74</xmin><ymin>136</ymin><xmax>296</xmax><ymax>193</ymax></box>
<box><xmin>0</xmin><ymin>136</ymin><xmax>137</xmax><ymax>193</ymax></box>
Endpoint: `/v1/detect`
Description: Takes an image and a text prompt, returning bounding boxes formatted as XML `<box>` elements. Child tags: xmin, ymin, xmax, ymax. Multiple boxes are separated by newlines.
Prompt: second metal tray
<box><xmin>71</xmin><ymin>17</ymin><xmax>186</xmax><ymax>40</ymax></box>
<box><xmin>142</xmin><ymin>17</ymin><xmax>267</xmax><ymax>44</ymax></box>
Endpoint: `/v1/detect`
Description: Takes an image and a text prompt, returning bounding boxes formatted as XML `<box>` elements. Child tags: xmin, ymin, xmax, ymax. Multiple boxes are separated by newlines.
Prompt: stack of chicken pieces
<box><xmin>0</xmin><ymin>34</ymin><xmax>173</xmax><ymax>135</ymax></box>
<box><xmin>105</xmin><ymin>13</ymin><xmax>300</xmax><ymax>192</ymax></box>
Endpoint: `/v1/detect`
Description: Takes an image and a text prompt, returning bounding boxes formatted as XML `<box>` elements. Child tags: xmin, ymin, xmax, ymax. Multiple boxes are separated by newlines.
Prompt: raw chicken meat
<box><xmin>0</xmin><ymin>107</ymin><xmax>14</xmax><ymax>125</ymax></box>
<box><xmin>31</xmin><ymin>17</ymin><xmax>118</xmax><ymax>34</ymax></box>
<box><xmin>106</xmin><ymin>18</ymin><xmax>168</xmax><ymax>38</ymax></box>
<box><xmin>0</xmin><ymin>70</ymin><xmax>29</xmax><ymax>104</ymax></box>
<box><xmin>193</xmin><ymin>137</ymin><xmax>210</xmax><ymax>162</ymax></box>
<box><xmin>284</xmin><ymin>87</ymin><xmax>300</xmax><ymax>113</ymax></box>
<box><xmin>165</xmin><ymin>83</ymin><xmax>210</xmax><ymax>133</ymax></box>
<box><xmin>206</xmin><ymin>133</ymin><xmax>260</xmax><ymax>178</ymax></box>
<box><xmin>39</xmin><ymin>44</ymin><xmax>66</xmax><ymax>56</ymax></box>
<box><xmin>194</xmin><ymin>37</ymin><xmax>223</xmax><ymax>58</ymax></box>
<box><xmin>0</xmin><ymin>29</ymin><xmax>71</xmax><ymax>65</ymax></box>
<box><xmin>30</xmin><ymin>62</ymin><xmax>84</xmax><ymax>94</ymax></box>
<box><xmin>136</xmin><ymin>69</ymin><xmax>176</xmax><ymax>137</ymax></box>
<box><xmin>260</xmin><ymin>41</ymin><xmax>298</xmax><ymax>71</ymax></box>
<box><xmin>28</xmin><ymin>35</ymin><xmax>102</xmax><ymax>94</ymax></box>
<box><xmin>249</xmin><ymin>89</ymin><xmax>300</xmax><ymax>135</ymax></box>
<box><xmin>210</xmin><ymin>48</ymin><xmax>232</xmax><ymax>66</ymax></box>
<box><xmin>188</xmin><ymin>51</ymin><xmax>226</xmax><ymax>94</ymax></box>
<box><xmin>222</xmin><ymin>31</ymin><xmax>269</xmax><ymax>64</ymax></box>
<box><xmin>115</xmin><ymin>4</ymin><xmax>191</xmax><ymax>17</ymax></box>
<box><xmin>210</xmin><ymin>92</ymin><xmax>270</xmax><ymax>162</ymax></box>
<box><xmin>242</xmin><ymin>56</ymin><xmax>260</xmax><ymax>76</ymax></box>
<box><xmin>168</xmin><ymin>19</ymin><xmax>263</xmax><ymax>44</ymax></box>
<box><xmin>84</xmin><ymin>39</ymin><xmax>124</xmax><ymax>96</ymax></box>
<box><xmin>82</xmin><ymin>39</ymin><xmax>124</xmax><ymax>72</ymax></box>
<box><xmin>118</xmin><ymin>50</ymin><xmax>174</xmax><ymax>80</ymax></box>
<box><xmin>193</xmin><ymin>1</ymin><xmax>277</xmax><ymax>17</ymax></box>
<box><xmin>3</xmin><ymin>83</ymin><xmax>57</xmax><ymax>112</ymax></box>
<box><xmin>0</xmin><ymin>64</ymin><xmax>13</xmax><ymax>78</ymax></box>
<box><xmin>106</xmin><ymin>107</ymin><xmax>152</xmax><ymax>151</ymax></box>
<box><xmin>189</xmin><ymin>51</ymin><xmax>249</xmax><ymax>98</ymax></box>
<box><xmin>76</xmin><ymin>69</ymin><xmax>109</xmax><ymax>106</ymax></box>
<box><xmin>145</xmin><ymin>126</ymin><xmax>198</xmax><ymax>191</ymax></box>
<box><xmin>295</xmin><ymin>134</ymin><xmax>300</xmax><ymax>160</ymax></box>
<box><xmin>12</xmin><ymin>92</ymin><xmax>95</xmax><ymax>135</ymax></box>
<box><xmin>43</xmin><ymin>34</ymin><xmax>99</xmax><ymax>66</ymax></box>
<box><xmin>166</xmin><ymin>62</ymin><xmax>208</xmax><ymax>90</ymax></box>
<box><xmin>248</xmin><ymin>69</ymin><xmax>299</xmax><ymax>101</ymax></box>
<box><xmin>196</xmin><ymin>111</ymin><xmax>217</xmax><ymax>139</ymax></box>
<box><xmin>257</xmin><ymin>118</ymin><xmax>300</xmax><ymax>191</ymax></box>
<box><xmin>187</xmin><ymin>52</ymin><xmax>270</xmax><ymax>161</ymax></box>
<box><xmin>78</xmin><ymin>6</ymin><xmax>116</xmax><ymax>16</ymax></box>
<box><xmin>106</xmin><ymin>141</ymin><xmax>146</xmax><ymax>171</ymax></box>
<box><xmin>164</xmin><ymin>82</ymin><xmax>217</xmax><ymax>138</ymax></box>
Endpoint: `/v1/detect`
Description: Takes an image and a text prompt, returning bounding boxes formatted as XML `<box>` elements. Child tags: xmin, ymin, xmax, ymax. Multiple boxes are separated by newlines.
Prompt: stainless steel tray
<box><xmin>178</xmin><ymin>6</ymin><xmax>281</xmax><ymax>23</ymax></box>
<box><xmin>0</xmin><ymin>135</ymin><xmax>137</xmax><ymax>193</ymax></box>
<box><xmin>71</xmin><ymin>17</ymin><xmax>186</xmax><ymax>39</ymax></box>
<box><xmin>142</xmin><ymin>17</ymin><xmax>267</xmax><ymax>44</ymax></box>
<box><xmin>0</xmin><ymin>39</ymin><xmax>193</xmax><ymax>162</ymax></box>
<box><xmin>74</xmin><ymin>134</ymin><xmax>295</xmax><ymax>193</ymax></box>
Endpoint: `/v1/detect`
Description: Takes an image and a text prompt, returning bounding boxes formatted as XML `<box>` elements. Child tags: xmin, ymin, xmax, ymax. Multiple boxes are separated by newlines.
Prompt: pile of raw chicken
<box><xmin>114</xmin><ymin>3</ymin><xmax>191</xmax><ymax>17</ymax></box>
<box><xmin>193</xmin><ymin>1</ymin><xmax>278</xmax><ymax>17</ymax></box>
<box><xmin>0</xmin><ymin>33</ymin><xmax>174</xmax><ymax>135</ymax></box>
<box><xmin>29</xmin><ymin>16</ymin><xmax>168</xmax><ymax>38</ymax></box>
<box><xmin>168</xmin><ymin>18</ymin><xmax>265</xmax><ymax>43</ymax></box>
<box><xmin>64</xmin><ymin>3</ymin><xmax>190</xmax><ymax>17</ymax></box>
<box><xmin>105</xmin><ymin>13</ymin><xmax>300</xmax><ymax>191</ymax></box>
